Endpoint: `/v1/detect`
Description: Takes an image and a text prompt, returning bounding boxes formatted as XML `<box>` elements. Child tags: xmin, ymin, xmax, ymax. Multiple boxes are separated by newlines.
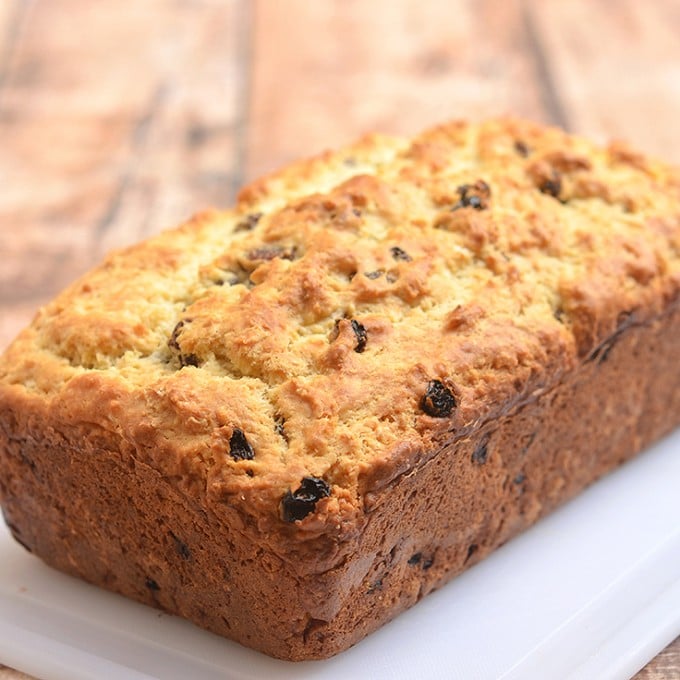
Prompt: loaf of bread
<box><xmin>1</xmin><ymin>118</ymin><xmax>679</xmax><ymax>660</ymax></box>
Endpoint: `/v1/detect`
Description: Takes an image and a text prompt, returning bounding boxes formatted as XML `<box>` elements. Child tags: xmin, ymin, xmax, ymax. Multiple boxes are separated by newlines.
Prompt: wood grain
<box><xmin>635</xmin><ymin>636</ymin><xmax>680</xmax><ymax>679</ymax></box>
<box><xmin>246</xmin><ymin>0</ymin><xmax>680</xmax><ymax>178</ymax></box>
<box><xmin>0</xmin><ymin>0</ymin><xmax>245</xmax><ymax>349</ymax></box>
<box><xmin>247</xmin><ymin>0</ymin><xmax>552</xmax><ymax>179</ymax></box>
<box><xmin>529</xmin><ymin>0</ymin><xmax>680</xmax><ymax>162</ymax></box>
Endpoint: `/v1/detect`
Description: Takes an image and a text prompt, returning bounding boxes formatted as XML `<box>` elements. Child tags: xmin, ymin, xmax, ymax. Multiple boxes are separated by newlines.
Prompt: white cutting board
<box><xmin>1</xmin><ymin>429</ymin><xmax>679</xmax><ymax>680</ymax></box>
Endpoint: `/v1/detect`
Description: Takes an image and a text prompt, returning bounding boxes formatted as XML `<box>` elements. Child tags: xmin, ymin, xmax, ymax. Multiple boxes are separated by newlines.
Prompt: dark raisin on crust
<box><xmin>422</xmin><ymin>556</ymin><xmax>434</xmax><ymax>570</ymax></box>
<box><xmin>170</xmin><ymin>532</ymin><xmax>192</xmax><ymax>560</ymax></box>
<box><xmin>514</xmin><ymin>140</ymin><xmax>530</xmax><ymax>157</ymax></box>
<box><xmin>514</xmin><ymin>473</ymin><xmax>527</xmax><ymax>484</ymax></box>
<box><xmin>247</xmin><ymin>244</ymin><xmax>297</xmax><ymax>261</ymax></box>
<box><xmin>452</xmin><ymin>180</ymin><xmax>491</xmax><ymax>211</ymax></box>
<box><xmin>521</xmin><ymin>432</ymin><xmax>537</xmax><ymax>454</ymax></box>
<box><xmin>472</xmin><ymin>438</ymin><xmax>489</xmax><ymax>465</ymax></box>
<box><xmin>390</xmin><ymin>246</ymin><xmax>412</xmax><ymax>262</ymax></box>
<box><xmin>234</xmin><ymin>212</ymin><xmax>263</xmax><ymax>232</ymax></box>
<box><xmin>168</xmin><ymin>320</ymin><xmax>186</xmax><ymax>352</ymax></box>
<box><xmin>407</xmin><ymin>552</ymin><xmax>422</xmax><ymax>566</ymax></box>
<box><xmin>179</xmin><ymin>353</ymin><xmax>200</xmax><ymax>368</ymax></box>
<box><xmin>420</xmin><ymin>380</ymin><xmax>456</xmax><ymax>417</ymax></box>
<box><xmin>364</xmin><ymin>269</ymin><xmax>384</xmax><ymax>279</ymax></box>
<box><xmin>539</xmin><ymin>171</ymin><xmax>562</xmax><ymax>198</ymax></box>
<box><xmin>367</xmin><ymin>578</ymin><xmax>383</xmax><ymax>594</ymax></box>
<box><xmin>145</xmin><ymin>577</ymin><xmax>160</xmax><ymax>591</ymax></box>
<box><xmin>464</xmin><ymin>544</ymin><xmax>478</xmax><ymax>563</ymax></box>
<box><xmin>229</xmin><ymin>428</ymin><xmax>255</xmax><ymax>461</ymax></box>
<box><xmin>350</xmin><ymin>319</ymin><xmax>368</xmax><ymax>352</ymax></box>
<box><xmin>281</xmin><ymin>476</ymin><xmax>331</xmax><ymax>522</ymax></box>
<box><xmin>168</xmin><ymin>320</ymin><xmax>201</xmax><ymax>367</ymax></box>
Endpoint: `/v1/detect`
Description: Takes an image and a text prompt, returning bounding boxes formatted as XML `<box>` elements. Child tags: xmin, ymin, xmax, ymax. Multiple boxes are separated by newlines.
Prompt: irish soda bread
<box><xmin>1</xmin><ymin>118</ymin><xmax>680</xmax><ymax>660</ymax></box>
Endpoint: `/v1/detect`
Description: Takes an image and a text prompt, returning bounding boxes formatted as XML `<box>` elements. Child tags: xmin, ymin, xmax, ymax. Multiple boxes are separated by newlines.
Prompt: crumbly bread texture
<box><xmin>1</xmin><ymin>118</ymin><xmax>680</xmax><ymax>659</ymax></box>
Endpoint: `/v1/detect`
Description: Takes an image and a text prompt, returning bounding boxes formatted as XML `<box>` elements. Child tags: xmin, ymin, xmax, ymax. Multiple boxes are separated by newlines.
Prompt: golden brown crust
<box><xmin>1</xmin><ymin>117</ymin><xmax>680</xmax><ymax>659</ymax></box>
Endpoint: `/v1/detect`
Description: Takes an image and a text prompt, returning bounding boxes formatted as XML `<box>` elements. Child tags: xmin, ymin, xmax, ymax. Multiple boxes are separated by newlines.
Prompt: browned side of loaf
<box><xmin>2</xmin><ymin>298</ymin><xmax>679</xmax><ymax>660</ymax></box>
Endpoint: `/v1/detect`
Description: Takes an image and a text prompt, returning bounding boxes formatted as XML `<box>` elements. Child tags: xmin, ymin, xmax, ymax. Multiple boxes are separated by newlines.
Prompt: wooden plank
<box><xmin>0</xmin><ymin>0</ymin><xmax>245</xmax><ymax>350</ymax></box>
<box><xmin>0</xmin><ymin>1</ymin><xmax>33</xmax><ymax>99</ymax></box>
<box><xmin>247</xmin><ymin>0</ymin><xmax>680</xmax><ymax>176</ymax></box>
<box><xmin>528</xmin><ymin>0</ymin><xmax>680</xmax><ymax>162</ymax></box>
<box><xmin>246</xmin><ymin>0</ymin><xmax>554</xmax><ymax>179</ymax></box>
<box><xmin>634</xmin><ymin>637</ymin><xmax>680</xmax><ymax>679</ymax></box>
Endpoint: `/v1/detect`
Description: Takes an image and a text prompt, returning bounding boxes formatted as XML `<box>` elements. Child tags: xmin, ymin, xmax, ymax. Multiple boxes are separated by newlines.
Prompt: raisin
<box><xmin>234</xmin><ymin>212</ymin><xmax>262</xmax><ymax>232</ymax></box>
<box><xmin>302</xmin><ymin>618</ymin><xmax>327</xmax><ymax>644</ymax></box>
<box><xmin>247</xmin><ymin>244</ymin><xmax>296</xmax><ymax>261</ymax></box>
<box><xmin>16</xmin><ymin>449</ymin><xmax>37</xmax><ymax>475</ymax></box>
<box><xmin>180</xmin><ymin>353</ymin><xmax>200</xmax><ymax>368</ymax></box>
<box><xmin>350</xmin><ymin>319</ymin><xmax>368</xmax><ymax>353</ymax></box>
<box><xmin>390</xmin><ymin>246</ymin><xmax>412</xmax><ymax>262</ymax></box>
<box><xmin>145</xmin><ymin>578</ymin><xmax>160</xmax><ymax>591</ymax></box>
<box><xmin>472</xmin><ymin>438</ymin><xmax>489</xmax><ymax>465</ymax></box>
<box><xmin>514</xmin><ymin>473</ymin><xmax>526</xmax><ymax>484</ymax></box>
<box><xmin>282</xmin><ymin>476</ymin><xmax>331</xmax><ymax>522</ymax></box>
<box><xmin>168</xmin><ymin>320</ymin><xmax>185</xmax><ymax>352</ymax></box>
<box><xmin>514</xmin><ymin>140</ymin><xmax>531</xmax><ymax>157</ymax></box>
<box><xmin>420</xmin><ymin>380</ymin><xmax>456</xmax><ymax>417</ymax></box>
<box><xmin>367</xmin><ymin>578</ymin><xmax>383</xmax><ymax>594</ymax></box>
<box><xmin>422</xmin><ymin>556</ymin><xmax>434</xmax><ymax>570</ymax></box>
<box><xmin>408</xmin><ymin>552</ymin><xmax>422</xmax><ymax>566</ymax></box>
<box><xmin>452</xmin><ymin>180</ymin><xmax>491</xmax><ymax>211</ymax></box>
<box><xmin>229</xmin><ymin>428</ymin><xmax>255</xmax><ymax>461</ymax></box>
<box><xmin>168</xmin><ymin>321</ymin><xmax>201</xmax><ymax>367</ymax></box>
<box><xmin>465</xmin><ymin>544</ymin><xmax>478</xmax><ymax>563</ymax></box>
<box><xmin>364</xmin><ymin>269</ymin><xmax>384</xmax><ymax>279</ymax></box>
<box><xmin>170</xmin><ymin>532</ymin><xmax>191</xmax><ymax>560</ymax></box>
<box><xmin>385</xmin><ymin>272</ymin><xmax>399</xmax><ymax>283</ymax></box>
<box><xmin>539</xmin><ymin>172</ymin><xmax>562</xmax><ymax>198</ymax></box>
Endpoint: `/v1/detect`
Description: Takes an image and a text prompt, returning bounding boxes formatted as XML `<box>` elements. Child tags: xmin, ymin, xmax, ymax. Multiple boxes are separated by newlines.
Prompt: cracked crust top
<box><xmin>1</xmin><ymin>117</ymin><xmax>680</xmax><ymax>548</ymax></box>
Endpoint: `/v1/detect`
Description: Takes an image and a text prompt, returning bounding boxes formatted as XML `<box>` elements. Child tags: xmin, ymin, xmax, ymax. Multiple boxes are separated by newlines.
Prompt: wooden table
<box><xmin>0</xmin><ymin>1</ymin><xmax>678</xmax><ymax>677</ymax></box>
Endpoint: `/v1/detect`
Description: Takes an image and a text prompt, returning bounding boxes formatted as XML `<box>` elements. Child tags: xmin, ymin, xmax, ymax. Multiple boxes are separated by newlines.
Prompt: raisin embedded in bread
<box><xmin>1</xmin><ymin>118</ymin><xmax>680</xmax><ymax>660</ymax></box>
